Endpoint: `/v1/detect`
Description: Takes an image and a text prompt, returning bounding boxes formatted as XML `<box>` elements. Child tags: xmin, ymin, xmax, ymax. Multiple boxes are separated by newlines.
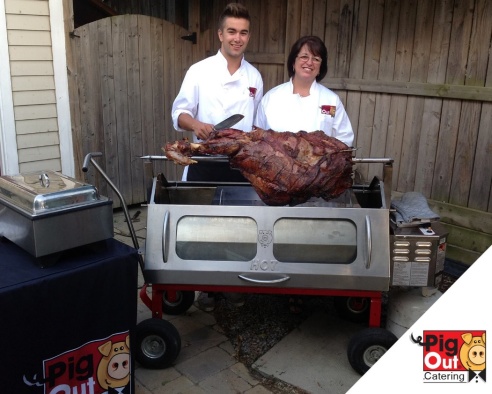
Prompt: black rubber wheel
<box><xmin>334</xmin><ymin>296</ymin><xmax>370</xmax><ymax>323</ymax></box>
<box><xmin>162</xmin><ymin>290</ymin><xmax>195</xmax><ymax>315</ymax></box>
<box><xmin>135</xmin><ymin>319</ymin><xmax>181</xmax><ymax>369</ymax></box>
<box><xmin>347</xmin><ymin>327</ymin><xmax>398</xmax><ymax>375</ymax></box>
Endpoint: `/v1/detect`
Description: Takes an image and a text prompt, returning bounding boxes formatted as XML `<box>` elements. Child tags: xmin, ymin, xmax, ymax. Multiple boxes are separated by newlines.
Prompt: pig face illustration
<box><xmin>96</xmin><ymin>335</ymin><xmax>131</xmax><ymax>390</ymax></box>
<box><xmin>459</xmin><ymin>332</ymin><xmax>486</xmax><ymax>371</ymax></box>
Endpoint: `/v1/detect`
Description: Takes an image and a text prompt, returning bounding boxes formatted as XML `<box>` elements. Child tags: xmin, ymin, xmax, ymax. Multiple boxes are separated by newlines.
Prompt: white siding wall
<box><xmin>6</xmin><ymin>0</ymin><xmax>62</xmax><ymax>173</ymax></box>
<box><xmin>0</xmin><ymin>0</ymin><xmax>18</xmax><ymax>175</ymax></box>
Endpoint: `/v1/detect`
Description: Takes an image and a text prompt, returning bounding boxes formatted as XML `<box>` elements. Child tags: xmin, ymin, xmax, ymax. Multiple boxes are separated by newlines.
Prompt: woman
<box><xmin>256</xmin><ymin>36</ymin><xmax>355</xmax><ymax>313</ymax></box>
<box><xmin>255</xmin><ymin>35</ymin><xmax>354</xmax><ymax>147</ymax></box>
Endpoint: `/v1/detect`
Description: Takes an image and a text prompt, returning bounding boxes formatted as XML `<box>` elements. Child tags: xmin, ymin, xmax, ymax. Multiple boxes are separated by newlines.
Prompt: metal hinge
<box><xmin>181</xmin><ymin>32</ymin><xmax>197</xmax><ymax>44</ymax></box>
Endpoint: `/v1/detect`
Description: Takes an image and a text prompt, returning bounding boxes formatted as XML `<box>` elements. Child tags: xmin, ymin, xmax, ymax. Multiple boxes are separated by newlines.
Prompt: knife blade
<box><xmin>213</xmin><ymin>114</ymin><xmax>244</xmax><ymax>130</ymax></box>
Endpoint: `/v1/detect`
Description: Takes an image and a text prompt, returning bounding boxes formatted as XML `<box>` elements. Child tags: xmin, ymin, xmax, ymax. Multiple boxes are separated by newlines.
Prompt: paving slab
<box><xmin>252</xmin><ymin>311</ymin><xmax>363</xmax><ymax>394</ymax></box>
<box><xmin>175</xmin><ymin>346</ymin><xmax>237</xmax><ymax>383</ymax></box>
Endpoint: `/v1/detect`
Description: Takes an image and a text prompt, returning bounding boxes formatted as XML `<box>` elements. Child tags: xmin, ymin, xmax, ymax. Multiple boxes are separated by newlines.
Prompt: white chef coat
<box><xmin>172</xmin><ymin>50</ymin><xmax>263</xmax><ymax>142</ymax></box>
<box><xmin>254</xmin><ymin>79</ymin><xmax>354</xmax><ymax>147</ymax></box>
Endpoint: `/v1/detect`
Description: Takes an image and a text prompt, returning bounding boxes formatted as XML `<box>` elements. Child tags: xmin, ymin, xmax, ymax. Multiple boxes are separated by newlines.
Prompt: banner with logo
<box><xmin>348</xmin><ymin>246</ymin><xmax>491</xmax><ymax>393</ymax></box>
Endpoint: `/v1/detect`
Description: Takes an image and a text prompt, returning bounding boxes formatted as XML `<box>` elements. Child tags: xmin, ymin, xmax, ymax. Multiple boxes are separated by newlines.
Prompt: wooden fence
<box><xmin>198</xmin><ymin>0</ymin><xmax>492</xmax><ymax>213</ymax></box>
<box><xmin>66</xmin><ymin>1</ymin><xmax>491</xmax><ymax>264</ymax></box>
<box><xmin>192</xmin><ymin>0</ymin><xmax>492</xmax><ymax>264</ymax></box>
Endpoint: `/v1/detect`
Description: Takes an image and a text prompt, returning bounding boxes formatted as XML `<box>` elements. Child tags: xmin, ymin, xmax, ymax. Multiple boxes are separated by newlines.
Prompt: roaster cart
<box><xmin>83</xmin><ymin>152</ymin><xmax>446</xmax><ymax>376</ymax></box>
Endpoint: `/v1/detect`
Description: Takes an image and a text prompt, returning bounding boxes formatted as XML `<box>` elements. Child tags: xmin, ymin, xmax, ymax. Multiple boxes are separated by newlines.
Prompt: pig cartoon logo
<box><xmin>412</xmin><ymin>330</ymin><xmax>486</xmax><ymax>383</ymax></box>
<box><xmin>460</xmin><ymin>332</ymin><xmax>486</xmax><ymax>382</ymax></box>
<box><xmin>97</xmin><ymin>335</ymin><xmax>131</xmax><ymax>393</ymax></box>
<box><xmin>258</xmin><ymin>230</ymin><xmax>273</xmax><ymax>248</ymax></box>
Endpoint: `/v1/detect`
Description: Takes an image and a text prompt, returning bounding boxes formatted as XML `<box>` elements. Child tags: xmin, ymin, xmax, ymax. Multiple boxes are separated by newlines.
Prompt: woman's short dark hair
<box><xmin>287</xmin><ymin>36</ymin><xmax>328</xmax><ymax>81</ymax></box>
<box><xmin>218</xmin><ymin>3</ymin><xmax>251</xmax><ymax>30</ymax></box>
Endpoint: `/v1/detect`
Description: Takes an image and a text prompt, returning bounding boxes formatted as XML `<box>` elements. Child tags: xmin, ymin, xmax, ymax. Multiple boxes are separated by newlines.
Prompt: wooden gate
<box><xmin>68</xmin><ymin>15</ymin><xmax>194</xmax><ymax>206</ymax></box>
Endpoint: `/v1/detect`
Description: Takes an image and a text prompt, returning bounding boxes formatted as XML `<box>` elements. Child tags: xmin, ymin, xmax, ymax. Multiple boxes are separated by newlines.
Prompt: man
<box><xmin>172</xmin><ymin>2</ymin><xmax>263</xmax><ymax>182</ymax></box>
<box><xmin>171</xmin><ymin>3</ymin><xmax>263</xmax><ymax>310</ymax></box>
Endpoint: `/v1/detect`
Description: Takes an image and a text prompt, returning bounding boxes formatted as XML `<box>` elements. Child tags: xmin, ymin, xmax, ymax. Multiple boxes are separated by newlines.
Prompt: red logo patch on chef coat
<box><xmin>321</xmin><ymin>105</ymin><xmax>336</xmax><ymax>117</ymax></box>
<box><xmin>249</xmin><ymin>87</ymin><xmax>257</xmax><ymax>98</ymax></box>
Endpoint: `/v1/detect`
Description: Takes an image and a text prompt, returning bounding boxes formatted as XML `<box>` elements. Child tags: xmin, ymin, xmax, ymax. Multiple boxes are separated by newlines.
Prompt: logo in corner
<box><xmin>22</xmin><ymin>332</ymin><xmax>131</xmax><ymax>393</ymax></box>
<box><xmin>411</xmin><ymin>330</ymin><xmax>486</xmax><ymax>384</ymax></box>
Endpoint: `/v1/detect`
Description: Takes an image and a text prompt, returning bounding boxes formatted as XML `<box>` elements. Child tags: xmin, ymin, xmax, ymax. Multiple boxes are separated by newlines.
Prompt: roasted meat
<box><xmin>164</xmin><ymin>128</ymin><xmax>354</xmax><ymax>206</ymax></box>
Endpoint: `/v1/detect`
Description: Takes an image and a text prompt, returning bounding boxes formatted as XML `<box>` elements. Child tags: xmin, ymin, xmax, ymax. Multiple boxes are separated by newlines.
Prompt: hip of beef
<box><xmin>164</xmin><ymin>128</ymin><xmax>354</xmax><ymax>206</ymax></box>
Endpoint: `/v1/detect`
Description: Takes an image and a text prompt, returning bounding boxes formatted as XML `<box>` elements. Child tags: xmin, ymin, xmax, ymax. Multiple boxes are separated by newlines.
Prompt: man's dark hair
<box><xmin>218</xmin><ymin>3</ymin><xmax>251</xmax><ymax>30</ymax></box>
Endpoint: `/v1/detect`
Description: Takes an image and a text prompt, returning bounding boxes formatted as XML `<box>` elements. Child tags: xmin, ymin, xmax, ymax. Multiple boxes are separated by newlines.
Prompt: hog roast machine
<box><xmin>83</xmin><ymin>151</ymin><xmax>447</xmax><ymax>376</ymax></box>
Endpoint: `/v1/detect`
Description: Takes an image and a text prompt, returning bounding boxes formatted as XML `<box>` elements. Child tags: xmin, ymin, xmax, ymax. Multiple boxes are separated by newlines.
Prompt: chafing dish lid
<box><xmin>0</xmin><ymin>170</ymin><xmax>106</xmax><ymax>216</ymax></box>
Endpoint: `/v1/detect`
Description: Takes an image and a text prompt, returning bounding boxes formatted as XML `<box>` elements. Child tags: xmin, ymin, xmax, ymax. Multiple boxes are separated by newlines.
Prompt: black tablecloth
<box><xmin>0</xmin><ymin>237</ymin><xmax>139</xmax><ymax>393</ymax></box>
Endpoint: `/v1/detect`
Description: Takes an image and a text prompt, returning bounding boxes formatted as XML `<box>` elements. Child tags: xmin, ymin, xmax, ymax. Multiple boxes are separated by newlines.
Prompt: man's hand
<box><xmin>192</xmin><ymin>121</ymin><xmax>214</xmax><ymax>140</ymax></box>
<box><xmin>178</xmin><ymin>113</ymin><xmax>214</xmax><ymax>140</ymax></box>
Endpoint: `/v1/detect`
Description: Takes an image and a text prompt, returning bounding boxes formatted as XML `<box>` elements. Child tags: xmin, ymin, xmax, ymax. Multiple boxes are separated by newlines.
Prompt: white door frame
<box><xmin>0</xmin><ymin>0</ymin><xmax>74</xmax><ymax>176</ymax></box>
<box><xmin>50</xmin><ymin>0</ymin><xmax>74</xmax><ymax>176</ymax></box>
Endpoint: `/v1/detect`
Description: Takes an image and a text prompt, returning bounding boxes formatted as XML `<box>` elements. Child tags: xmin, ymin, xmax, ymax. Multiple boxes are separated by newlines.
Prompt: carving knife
<box><xmin>213</xmin><ymin>114</ymin><xmax>244</xmax><ymax>130</ymax></box>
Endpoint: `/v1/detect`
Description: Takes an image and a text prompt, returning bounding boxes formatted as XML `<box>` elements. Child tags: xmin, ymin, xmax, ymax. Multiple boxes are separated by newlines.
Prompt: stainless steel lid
<box><xmin>0</xmin><ymin>170</ymin><xmax>107</xmax><ymax>216</ymax></box>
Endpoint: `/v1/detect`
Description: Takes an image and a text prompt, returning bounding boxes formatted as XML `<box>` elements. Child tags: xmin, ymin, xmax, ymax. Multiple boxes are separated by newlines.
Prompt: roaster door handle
<box><xmin>238</xmin><ymin>275</ymin><xmax>290</xmax><ymax>284</ymax></box>
<box><xmin>365</xmin><ymin>215</ymin><xmax>372</xmax><ymax>269</ymax></box>
<box><xmin>162</xmin><ymin>210</ymin><xmax>170</xmax><ymax>263</ymax></box>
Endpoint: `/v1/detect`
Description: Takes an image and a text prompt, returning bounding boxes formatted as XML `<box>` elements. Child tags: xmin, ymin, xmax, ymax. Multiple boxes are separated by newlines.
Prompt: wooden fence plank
<box><xmin>188</xmin><ymin>0</ymin><xmax>200</xmax><ymax>64</ymax></box>
<box><xmin>126</xmin><ymin>14</ymin><xmax>144</xmax><ymax>204</ymax></box>
<box><xmin>169</xmin><ymin>24</ymin><xmax>194</xmax><ymax>181</ymax></box>
<box><xmin>451</xmin><ymin>0</ymin><xmax>492</xmax><ymax>208</ymax></box>
<box><xmin>77</xmin><ymin>24</ymin><xmax>100</xmax><ymax>189</ymax></box>
<box><xmin>284</xmin><ymin>0</ymin><xmax>302</xmax><ymax>81</ymax></box>
<box><xmin>112</xmin><ymin>15</ymin><xmax>132</xmax><ymax>204</ymax></box>
<box><xmin>150</xmin><ymin>17</ymin><xmax>164</xmax><ymax>150</ymax></box>
<box><xmin>367</xmin><ymin>0</ymin><xmax>399</xmax><ymax>179</ymax></box>
<box><xmin>468</xmin><ymin>0</ymin><xmax>492</xmax><ymax>212</ymax></box>
<box><xmin>415</xmin><ymin>0</ymin><xmax>452</xmax><ymax>196</ymax></box>
<box><xmin>449</xmin><ymin>101</ymin><xmax>480</xmax><ymax>206</ymax></box>
<box><xmin>430</xmin><ymin>99</ymin><xmax>460</xmax><ymax>201</ymax></box>
<box><xmin>311</xmin><ymin>0</ymin><xmax>327</xmax><ymax>39</ymax></box>
<box><xmin>335</xmin><ymin>0</ymin><xmax>353</xmax><ymax>79</ymax></box>
<box><xmin>92</xmin><ymin>20</ymin><xmax>107</xmax><ymax>194</ymax></box>
<box><xmin>442</xmin><ymin>223</ymin><xmax>491</xmax><ymax>256</ymax></box>
<box><xmin>345</xmin><ymin>0</ymin><xmax>369</xmax><ymax>152</ymax></box>
<box><xmin>165</xmin><ymin>22</ymin><xmax>180</xmax><ymax>180</ymax></box>
<box><xmin>299</xmin><ymin>0</ymin><xmax>314</xmax><ymax>37</ymax></box>
<box><xmin>469</xmin><ymin>102</ymin><xmax>492</xmax><ymax>212</ymax></box>
<box><xmin>390</xmin><ymin>0</ymin><xmax>417</xmax><ymax>192</ymax></box>
<box><xmin>321</xmin><ymin>78</ymin><xmax>492</xmax><ymax>101</ymax></box>
<box><xmin>398</xmin><ymin>0</ymin><xmax>434</xmax><ymax>191</ymax></box>
<box><xmin>138</xmin><ymin>15</ymin><xmax>154</xmax><ymax>157</ymax></box>
<box><xmin>445</xmin><ymin>245</ymin><xmax>482</xmax><ymax>266</ymax></box>
<box><xmin>331</xmin><ymin>0</ymin><xmax>354</xmax><ymax>106</ymax></box>
<box><xmin>323</xmin><ymin>0</ymin><xmax>339</xmax><ymax>80</ymax></box>
<box><xmin>243</xmin><ymin>0</ymin><xmax>260</xmax><ymax>71</ymax></box>
<box><xmin>257</xmin><ymin>0</ymin><xmax>286</xmax><ymax>93</ymax></box>
<box><xmin>98</xmin><ymin>17</ymin><xmax>118</xmax><ymax>203</ymax></box>
<box><xmin>356</xmin><ymin>0</ymin><xmax>383</xmax><ymax>181</ymax></box>
<box><xmin>431</xmin><ymin>0</ymin><xmax>474</xmax><ymax>202</ymax></box>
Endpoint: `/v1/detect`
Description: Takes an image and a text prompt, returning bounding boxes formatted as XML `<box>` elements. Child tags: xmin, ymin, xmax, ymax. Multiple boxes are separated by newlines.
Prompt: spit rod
<box><xmin>141</xmin><ymin>155</ymin><xmax>394</xmax><ymax>164</ymax></box>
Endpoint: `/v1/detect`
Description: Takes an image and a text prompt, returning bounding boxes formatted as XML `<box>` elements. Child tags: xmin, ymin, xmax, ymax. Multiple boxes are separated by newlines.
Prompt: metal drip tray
<box><xmin>212</xmin><ymin>186</ymin><xmax>360</xmax><ymax>208</ymax></box>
